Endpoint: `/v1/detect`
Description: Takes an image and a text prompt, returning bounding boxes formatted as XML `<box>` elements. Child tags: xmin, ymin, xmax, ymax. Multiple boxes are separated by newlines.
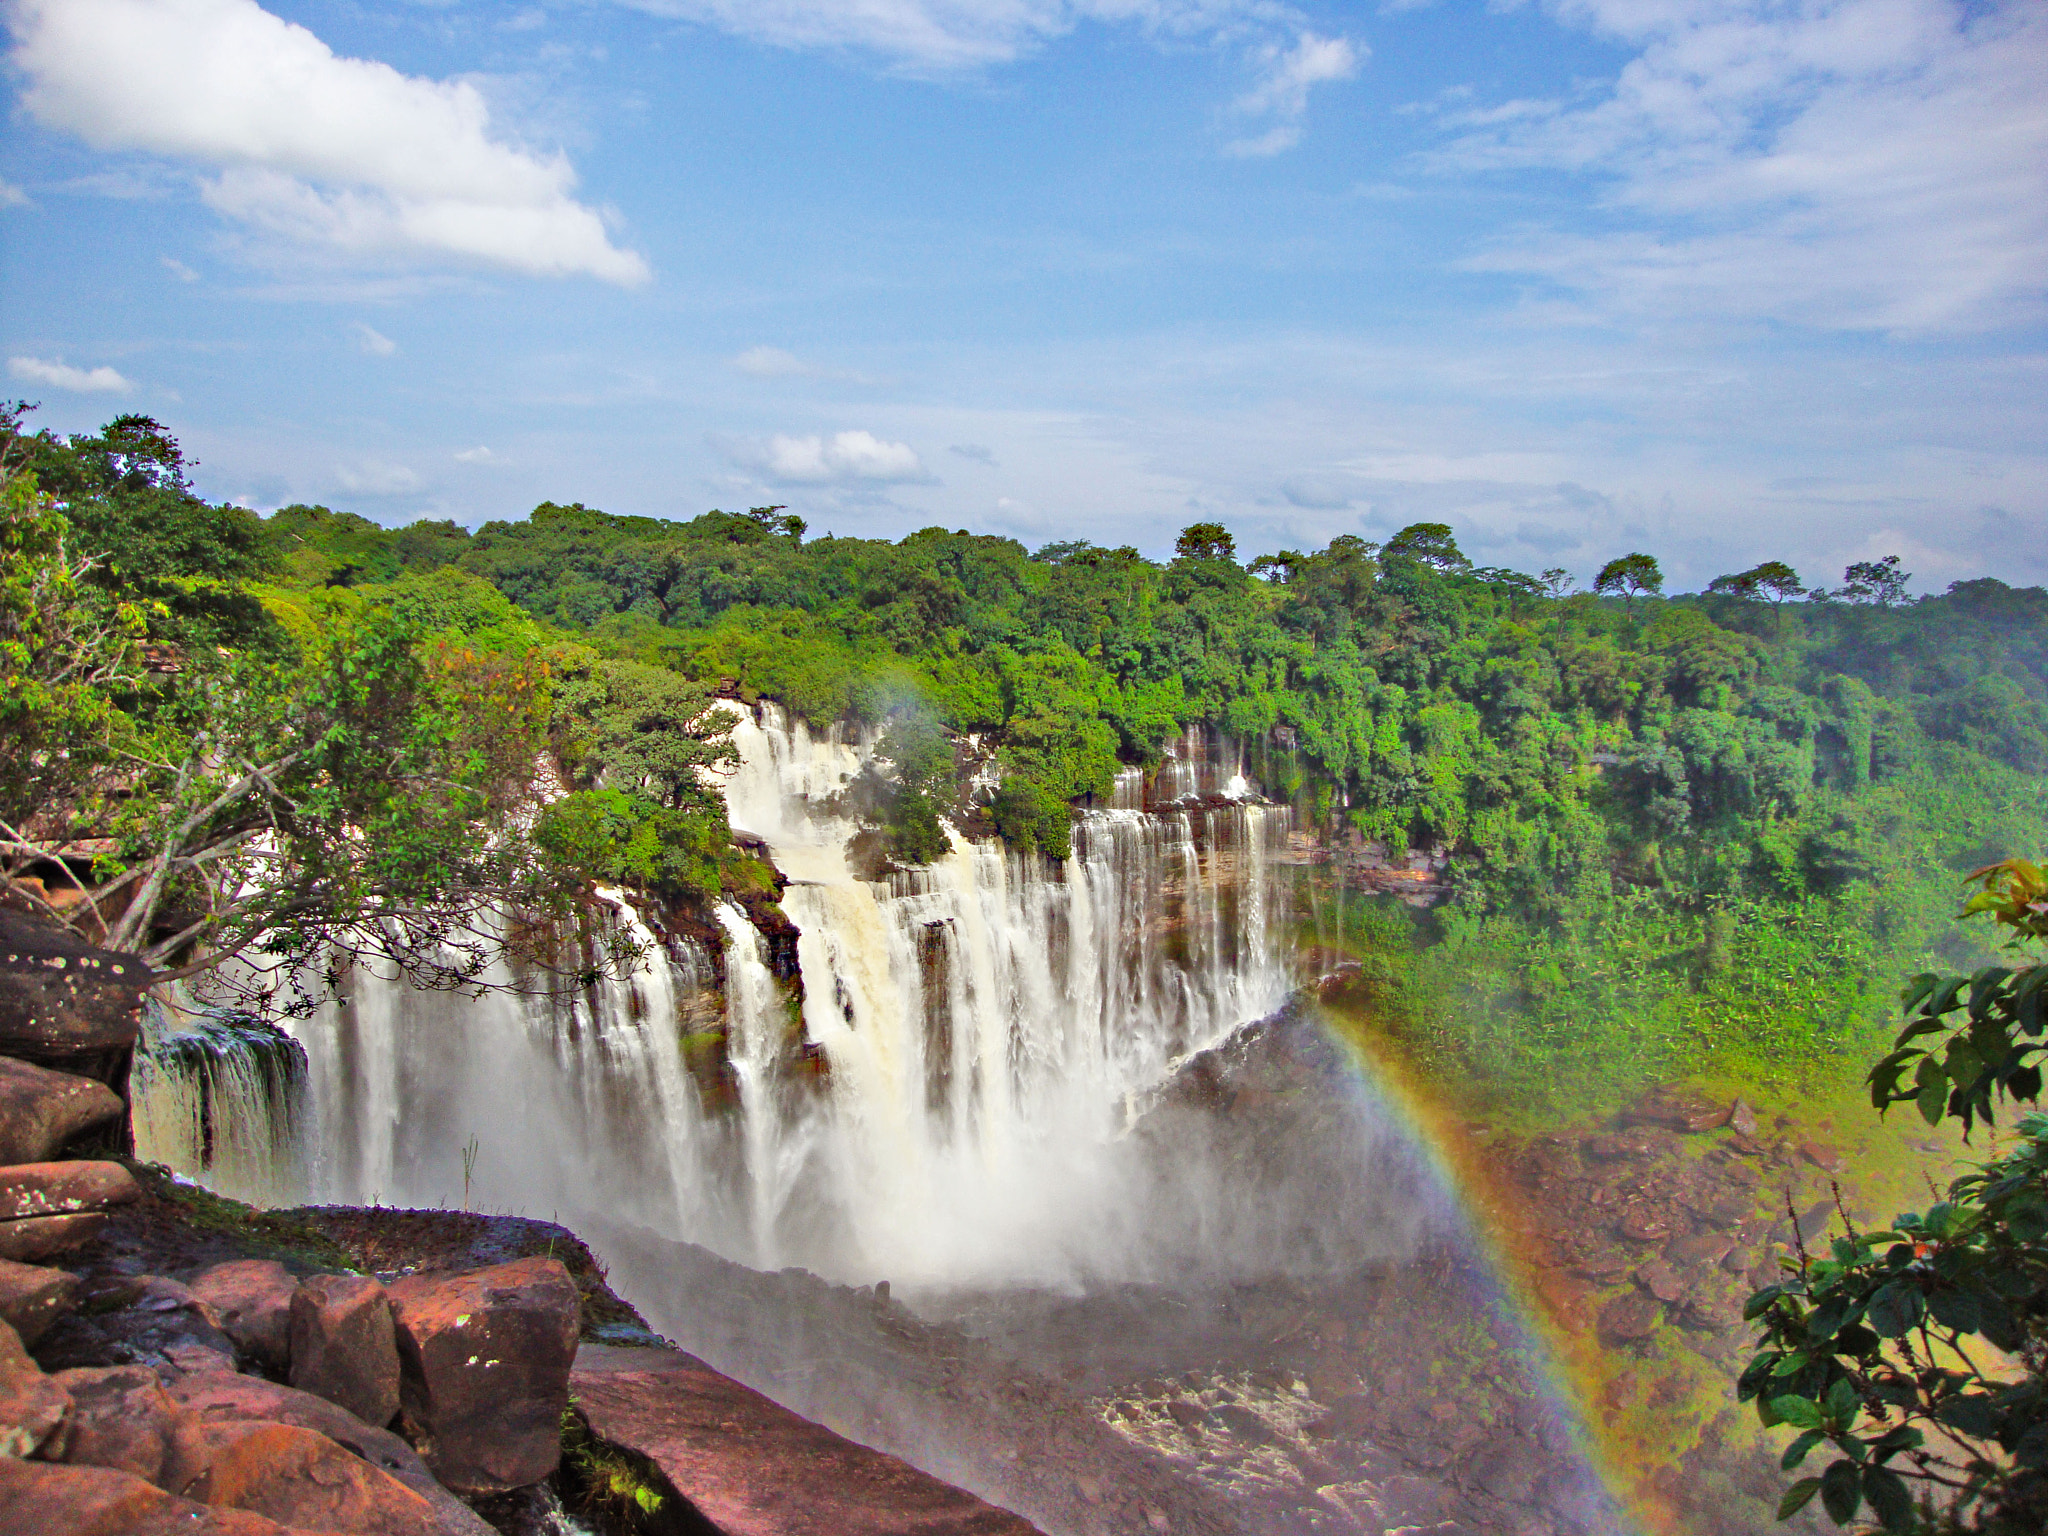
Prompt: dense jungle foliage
<box><xmin>7</xmin><ymin>408</ymin><xmax>2048</xmax><ymax>1082</ymax></box>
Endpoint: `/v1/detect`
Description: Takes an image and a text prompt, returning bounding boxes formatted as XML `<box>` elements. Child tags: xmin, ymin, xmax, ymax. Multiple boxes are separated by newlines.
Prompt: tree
<box><xmin>1174</xmin><ymin>522</ymin><xmax>1237</xmax><ymax>563</ymax></box>
<box><xmin>1746</xmin><ymin>858</ymin><xmax>2048</xmax><ymax>1534</ymax></box>
<box><xmin>1709</xmin><ymin>561</ymin><xmax>1806</xmax><ymax>634</ymax></box>
<box><xmin>1840</xmin><ymin>555</ymin><xmax>1912</xmax><ymax>607</ymax></box>
<box><xmin>1383</xmin><ymin>522</ymin><xmax>1471</xmax><ymax>573</ymax></box>
<box><xmin>1593</xmin><ymin>552</ymin><xmax>1663</xmax><ymax>623</ymax></box>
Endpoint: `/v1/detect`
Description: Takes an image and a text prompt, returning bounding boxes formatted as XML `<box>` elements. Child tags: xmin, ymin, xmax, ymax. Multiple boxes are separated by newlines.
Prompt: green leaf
<box><xmin>1769</xmin><ymin>1395</ymin><xmax>1824</xmax><ymax>1431</ymax></box>
<box><xmin>1781</xmin><ymin>1429</ymin><xmax>1825</xmax><ymax>1470</ymax></box>
<box><xmin>1824</xmin><ymin>1378</ymin><xmax>1860</xmax><ymax>1426</ymax></box>
<box><xmin>1865</xmin><ymin>1281</ymin><xmax>1923</xmax><ymax>1339</ymax></box>
<box><xmin>1917</xmin><ymin>1080</ymin><xmax>1946</xmax><ymax>1125</ymax></box>
<box><xmin>1820</xmin><ymin>1459</ymin><xmax>1863</xmax><ymax>1524</ymax></box>
<box><xmin>1861</xmin><ymin>1465</ymin><xmax>1914</xmax><ymax>1532</ymax></box>
<box><xmin>1777</xmin><ymin>1478</ymin><xmax>1822</xmax><ymax>1520</ymax></box>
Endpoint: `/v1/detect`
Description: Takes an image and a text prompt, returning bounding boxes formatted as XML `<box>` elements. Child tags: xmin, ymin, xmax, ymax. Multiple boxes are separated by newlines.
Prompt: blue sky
<box><xmin>2</xmin><ymin>0</ymin><xmax>2043</xmax><ymax>591</ymax></box>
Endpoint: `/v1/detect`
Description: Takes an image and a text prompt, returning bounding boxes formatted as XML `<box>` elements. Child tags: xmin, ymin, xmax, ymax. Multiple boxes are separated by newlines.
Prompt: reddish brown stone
<box><xmin>183</xmin><ymin>1420</ymin><xmax>445</xmax><ymax>1535</ymax></box>
<box><xmin>0</xmin><ymin>1210</ymin><xmax>107</xmax><ymax>1262</ymax></box>
<box><xmin>0</xmin><ymin>1161</ymin><xmax>140</xmax><ymax>1221</ymax></box>
<box><xmin>0</xmin><ymin>1458</ymin><xmax>288</xmax><ymax>1535</ymax></box>
<box><xmin>187</xmin><ymin>1261</ymin><xmax>296</xmax><ymax>1373</ymax></box>
<box><xmin>44</xmin><ymin>1365</ymin><xmax>211</xmax><ymax>1493</ymax></box>
<box><xmin>1728</xmin><ymin>1098</ymin><xmax>1758</xmax><ymax>1138</ymax></box>
<box><xmin>1597</xmin><ymin>1292</ymin><xmax>1663</xmax><ymax>1345</ymax></box>
<box><xmin>1634</xmin><ymin>1259</ymin><xmax>1687</xmax><ymax>1304</ymax></box>
<box><xmin>572</xmin><ymin>1343</ymin><xmax>1045</xmax><ymax>1536</ymax></box>
<box><xmin>1667</xmin><ymin>1232</ymin><xmax>1735</xmax><ymax>1268</ymax></box>
<box><xmin>166</xmin><ymin>1371</ymin><xmax>495</xmax><ymax>1536</ymax></box>
<box><xmin>0</xmin><ymin>1317</ymin><xmax>70</xmax><ymax>1458</ymax></box>
<box><xmin>386</xmin><ymin>1256</ymin><xmax>579</xmax><ymax>1493</ymax></box>
<box><xmin>0</xmin><ymin>1256</ymin><xmax>78</xmax><ymax>1345</ymax></box>
<box><xmin>0</xmin><ymin>1057</ymin><xmax>124</xmax><ymax>1164</ymax></box>
<box><xmin>288</xmin><ymin>1273</ymin><xmax>399</xmax><ymax>1428</ymax></box>
<box><xmin>1617</xmin><ymin>1207</ymin><xmax>1671</xmax><ymax>1243</ymax></box>
<box><xmin>1800</xmin><ymin>1141</ymin><xmax>1843</xmax><ymax>1173</ymax></box>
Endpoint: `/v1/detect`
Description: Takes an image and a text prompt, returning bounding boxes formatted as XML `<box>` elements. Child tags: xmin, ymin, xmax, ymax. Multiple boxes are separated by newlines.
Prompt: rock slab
<box><xmin>387</xmin><ymin>1254</ymin><xmax>580</xmax><ymax>1493</ymax></box>
<box><xmin>571</xmin><ymin>1343</ymin><xmax>1046</xmax><ymax>1536</ymax></box>
<box><xmin>288</xmin><ymin>1272</ymin><xmax>400</xmax><ymax>1428</ymax></box>
<box><xmin>0</xmin><ymin>1317</ymin><xmax>70</xmax><ymax>1458</ymax></box>
<box><xmin>0</xmin><ymin>1256</ymin><xmax>78</xmax><ymax>1345</ymax></box>
<box><xmin>184</xmin><ymin>1419</ymin><xmax>449</xmax><ymax>1536</ymax></box>
<box><xmin>0</xmin><ymin>1057</ymin><xmax>124</xmax><ymax>1165</ymax></box>
<box><xmin>188</xmin><ymin>1260</ymin><xmax>297</xmax><ymax>1372</ymax></box>
<box><xmin>0</xmin><ymin>1458</ymin><xmax>289</xmax><ymax>1536</ymax></box>
<box><xmin>0</xmin><ymin>909</ymin><xmax>151</xmax><ymax>1071</ymax></box>
<box><xmin>0</xmin><ymin>1160</ymin><xmax>140</xmax><ymax>1220</ymax></box>
<box><xmin>44</xmin><ymin>1364</ymin><xmax>211</xmax><ymax>1492</ymax></box>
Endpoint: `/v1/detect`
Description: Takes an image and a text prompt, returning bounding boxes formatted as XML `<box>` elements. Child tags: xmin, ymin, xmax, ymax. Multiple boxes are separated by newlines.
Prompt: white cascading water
<box><xmin>140</xmin><ymin>704</ymin><xmax>1297</xmax><ymax>1290</ymax></box>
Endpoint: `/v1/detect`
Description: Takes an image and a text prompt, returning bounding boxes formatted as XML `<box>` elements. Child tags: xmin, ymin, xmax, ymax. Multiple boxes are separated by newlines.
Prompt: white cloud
<box><xmin>7</xmin><ymin>0</ymin><xmax>649</xmax><ymax>285</ymax></box>
<box><xmin>161</xmin><ymin>255</ymin><xmax>199</xmax><ymax>281</ymax></box>
<box><xmin>353</xmin><ymin>322</ymin><xmax>397</xmax><ymax>356</ymax></box>
<box><xmin>729</xmin><ymin>429</ymin><xmax>928</xmax><ymax>483</ymax></box>
<box><xmin>1226</xmin><ymin>31</ymin><xmax>1359</xmax><ymax>157</ymax></box>
<box><xmin>949</xmin><ymin>442</ymin><xmax>997</xmax><ymax>465</ymax></box>
<box><xmin>8</xmin><ymin>355</ymin><xmax>132</xmax><ymax>392</ymax></box>
<box><xmin>334</xmin><ymin>460</ymin><xmax>422</xmax><ymax>495</ymax></box>
<box><xmin>732</xmin><ymin>345</ymin><xmax>816</xmax><ymax>378</ymax></box>
<box><xmin>0</xmin><ymin>179</ymin><xmax>27</xmax><ymax>207</ymax></box>
<box><xmin>453</xmin><ymin>445</ymin><xmax>495</xmax><ymax>463</ymax></box>
<box><xmin>1436</xmin><ymin>0</ymin><xmax>2048</xmax><ymax>332</ymax></box>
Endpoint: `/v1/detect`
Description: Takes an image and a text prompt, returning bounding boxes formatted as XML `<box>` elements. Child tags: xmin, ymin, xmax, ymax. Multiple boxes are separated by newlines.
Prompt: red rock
<box><xmin>183</xmin><ymin>1419</ymin><xmax>444</xmax><ymax>1535</ymax></box>
<box><xmin>44</xmin><ymin>1365</ymin><xmax>211</xmax><ymax>1493</ymax></box>
<box><xmin>0</xmin><ymin>910</ymin><xmax>152</xmax><ymax>1068</ymax></box>
<box><xmin>288</xmin><ymin>1273</ymin><xmax>399</xmax><ymax>1428</ymax></box>
<box><xmin>1800</xmin><ymin>1141</ymin><xmax>1843</xmax><ymax>1173</ymax></box>
<box><xmin>0</xmin><ymin>1256</ymin><xmax>78</xmax><ymax>1345</ymax></box>
<box><xmin>0</xmin><ymin>1317</ymin><xmax>70</xmax><ymax>1458</ymax></box>
<box><xmin>1617</xmin><ymin>1207</ymin><xmax>1671</xmax><ymax>1243</ymax></box>
<box><xmin>0</xmin><ymin>1057</ymin><xmax>125</xmax><ymax>1164</ymax></box>
<box><xmin>1596</xmin><ymin>1293</ymin><xmax>1663</xmax><ymax>1344</ymax></box>
<box><xmin>187</xmin><ymin>1261</ymin><xmax>296</xmax><ymax>1372</ymax></box>
<box><xmin>1728</xmin><ymin>1098</ymin><xmax>1758</xmax><ymax>1138</ymax></box>
<box><xmin>0</xmin><ymin>1210</ymin><xmax>107</xmax><ymax>1262</ymax></box>
<box><xmin>386</xmin><ymin>1256</ymin><xmax>579</xmax><ymax>1493</ymax></box>
<box><xmin>0</xmin><ymin>1161</ymin><xmax>140</xmax><ymax>1221</ymax></box>
<box><xmin>166</xmin><ymin>1371</ymin><xmax>496</xmax><ymax>1536</ymax></box>
<box><xmin>1666</xmin><ymin>1232</ymin><xmax>1735</xmax><ymax>1267</ymax></box>
<box><xmin>1634</xmin><ymin>1260</ymin><xmax>1687</xmax><ymax>1304</ymax></box>
<box><xmin>0</xmin><ymin>1458</ymin><xmax>288</xmax><ymax>1535</ymax></box>
<box><xmin>571</xmin><ymin>1343</ymin><xmax>1044</xmax><ymax>1536</ymax></box>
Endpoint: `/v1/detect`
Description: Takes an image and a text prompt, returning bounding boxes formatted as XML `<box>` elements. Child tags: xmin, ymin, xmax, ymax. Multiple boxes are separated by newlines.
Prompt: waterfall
<box><xmin>132</xmin><ymin>995</ymin><xmax>310</xmax><ymax>1209</ymax></box>
<box><xmin>155</xmin><ymin>703</ymin><xmax>1298</xmax><ymax>1291</ymax></box>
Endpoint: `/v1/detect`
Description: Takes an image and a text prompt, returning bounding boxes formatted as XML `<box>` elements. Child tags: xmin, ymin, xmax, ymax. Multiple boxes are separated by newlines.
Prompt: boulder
<box><xmin>1728</xmin><ymin>1098</ymin><xmax>1758</xmax><ymax>1138</ymax></box>
<box><xmin>571</xmin><ymin>1342</ymin><xmax>1044</xmax><ymax>1536</ymax></box>
<box><xmin>1597</xmin><ymin>1292</ymin><xmax>1663</xmax><ymax>1345</ymax></box>
<box><xmin>42</xmin><ymin>1365</ymin><xmax>210</xmax><ymax>1493</ymax></box>
<box><xmin>0</xmin><ymin>1257</ymin><xmax>78</xmax><ymax>1345</ymax></box>
<box><xmin>387</xmin><ymin>1256</ymin><xmax>579</xmax><ymax>1493</ymax></box>
<box><xmin>187</xmin><ymin>1261</ymin><xmax>296</xmax><ymax>1373</ymax></box>
<box><xmin>0</xmin><ymin>1211</ymin><xmax>108</xmax><ymax>1263</ymax></box>
<box><xmin>0</xmin><ymin>1058</ymin><xmax>125</xmax><ymax>1164</ymax></box>
<box><xmin>288</xmin><ymin>1273</ymin><xmax>399</xmax><ymax>1428</ymax></box>
<box><xmin>0</xmin><ymin>1318</ymin><xmax>71</xmax><ymax>1458</ymax></box>
<box><xmin>0</xmin><ymin>1458</ymin><xmax>289</xmax><ymax>1536</ymax></box>
<box><xmin>0</xmin><ymin>910</ymin><xmax>151</xmax><ymax>1075</ymax></box>
<box><xmin>166</xmin><ymin>1371</ymin><xmax>496</xmax><ymax>1536</ymax></box>
<box><xmin>183</xmin><ymin>1419</ymin><xmax>447</xmax><ymax>1536</ymax></box>
<box><xmin>1634</xmin><ymin>1259</ymin><xmax>1687</xmax><ymax>1304</ymax></box>
<box><xmin>0</xmin><ymin>1161</ymin><xmax>141</xmax><ymax>1221</ymax></box>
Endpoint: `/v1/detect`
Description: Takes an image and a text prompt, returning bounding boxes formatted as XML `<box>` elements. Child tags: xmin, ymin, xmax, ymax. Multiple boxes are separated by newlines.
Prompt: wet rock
<box><xmin>1584</xmin><ymin>1132</ymin><xmax>1660</xmax><ymax>1163</ymax></box>
<box><xmin>1728</xmin><ymin>1099</ymin><xmax>1758</xmax><ymax>1138</ymax></box>
<box><xmin>572</xmin><ymin>1342</ymin><xmax>1044</xmax><ymax>1535</ymax></box>
<box><xmin>1721</xmin><ymin>1247</ymin><xmax>1754</xmax><ymax>1275</ymax></box>
<box><xmin>43</xmin><ymin>1365</ymin><xmax>210</xmax><ymax>1492</ymax></box>
<box><xmin>1165</xmin><ymin>1398</ymin><xmax>1212</xmax><ymax>1430</ymax></box>
<box><xmin>1799</xmin><ymin>1142</ymin><xmax>1843</xmax><ymax>1173</ymax></box>
<box><xmin>288</xmin><ymin>1273</ymin><xmax>400</xmax><ymax>1428</ymax></box>
<box><xmin>1796</xmin><ymin>1201</ymin><xmax>1835</xmax><ymax>1240</ymax></box>
<box><xmin>34</xmin><ymin>1274</ymin><xmax>240</xmax><ymax>1377</ymax></box>
<box><xmin>184</xmin><ymin>1419</ymin><xmax>447</xmax><ymax>1535</ymax></box>
<box><xmin>1616</xmin><ymin>1207</ymin><xmax>1671</xmax><ymax>1243</ymax></box>
<box><xmin>0</xmin><ymin>1257</ymin><xmax>77</xmax><ymax>1345</ymax></box>
<box><xmin>1667</xmin><ymin>1232</ymin><xmax>1734</xmax><ymax>1267</ymax></box>
<box><xmin>0</xmin><ymin>1457</ymin><xmax>288</xmax><ymax>1535</ymax></box>
<box><xmin>0</xmin><ymin>1317</ymin><xmax>70</xmax><ymax>1457</ymax></box>
<box><xmin>1620</xmin><ymin>1087</ymin><xmax>1731</xmax><ymax>1134</ymax></box>
<box><xmin>0</xmin><ymin>1058</ymin><xmax>124</xmax><ymax>1164</ymax></box>
<box><xmin>386</xmin><ymin>1255</ymin><xmax>579</xmax><ymax>1493</ymax></box>
<box><xmin>0</xmin><ymin>1160</ymin><xmax>140</xmax><ymax>1221</ymax></box>
<box><xmin>0</xmin><ymin>1210</ymin><xmax>107</xmax><ymax>1263</ymax></box>
<box><xmin>1465</xmin><ymin>1436</ymin><xmax>1544</xmax><ymax>1503</ymax></box>
<box><xmin>1596</xmin><ymin>1293</ymin><xmax>1663</xmax><ymax>1345</ymax></box>
<box><xmin>187</xmin><ymin>1261</ymin><xmax>296</xmax><ymax>1373</ymax></box>
<box><xmin>166</xmin><ymin>1370</ymin><xmax>494</xmax><ymax>1536</ymax></box>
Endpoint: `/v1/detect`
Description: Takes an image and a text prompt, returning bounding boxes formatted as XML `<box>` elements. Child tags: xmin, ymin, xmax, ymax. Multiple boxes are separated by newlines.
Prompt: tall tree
<box><xmin>1593</xmin><ymin>552</ymin><xmax>1663</xmax><ymax>624</ymax></box>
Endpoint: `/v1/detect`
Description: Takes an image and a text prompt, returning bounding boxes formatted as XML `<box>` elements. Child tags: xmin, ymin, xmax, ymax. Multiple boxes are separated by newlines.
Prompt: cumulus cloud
<box><xmin>732</xmin><ymin>345</ymin><xmax>813</xmax><ymax>378</ymax></box>
<box><xmin>453</xmin><ymin>446</ymin><xmax>495</xmax><ymax>463</ymax></box>
<box><xmin>8</xmin><ymin>355</ymin><xmax>132</xmax><ymax>392</ymax></box>
<box><xmin>161</xmin><ymin>255</ymin><xmax>200</xmax><ymax>281</ymax></box>
<box><xmin>729</xmin><ymin>429</ymin><xmax>928</xmax><ymax>484</ymax></box>
<box><xmin>1435</xmin><ymin>0</ymin><xmax>2048</xmax><ymax>332</ymax></box>
<box><xmin>7</xmin><ymin>0</ymin><xmax>648</xmax><ymax>285</ymax></box>
<box><xmin>1225</xmin><ymin>32</ymin><xmax>1359</xmax><ymax>157</ymax></box>
<box><xmin>0</xmin><ymin>179</ymin><xmax>27</xmax><ymax>207</ymax></box>
<box><xmin>334</xmin><ymin>460</ymin><xmax>422</xmax><ymax>495</ymax></box>
<box><xmin>353</xmin><ymin>322</ymin><xmax>397</xmax><ymax>356</ymax></box>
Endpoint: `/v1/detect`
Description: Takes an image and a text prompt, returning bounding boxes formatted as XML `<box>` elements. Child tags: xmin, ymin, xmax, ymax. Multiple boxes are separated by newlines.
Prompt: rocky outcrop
<box><xmin>0</xmin><ymin>910</ymin><xmax>152</xmax><ymax>1085</ymax></box>
<box><xmin>187</xmin><ymin>1260</ymin><xmax>296</xmax><ymax>1373</ymax></box>
<box><xmin>0</xmin><ymin>1257</ymin><xmax>78</xmax><ymax>1345</ymax></box>
<box><xmin>572</xmin><ymin>1342</ymin><xmax>1046</xmax><ymax>1536</ymax></box>
<box><xmin>387</xmin><ymin>1255</ymin><xmax>580</xmax><ymax>1494</ymax></box>
<box><xmin>0</xmin><ymin>1458</ymin><xmax>290</xmax><ymax>1535</ymax></box>
<box><xmin>184</xmin><ymin>1419</ymin><xmax>452</xmax><ymax>1535</ymax></box>
<box><xmin>44</xmin><ymin>1363</ymin><xmax>211</xmax><ymax>1490</ymax></box>
<box><xmin>0</xmin><ymin>1318</ymin><xmax>69</xmax><ymax>1457</ymax></box>
<box><xmin>0</xmin><ymin>1057</ymin><xmax>125</xmax><ymax>1164</ymax></box>
<box><xmin>288</xmin><ymin>1272</ymin><xmax>400</xmax><ymax>1428</ymax></box>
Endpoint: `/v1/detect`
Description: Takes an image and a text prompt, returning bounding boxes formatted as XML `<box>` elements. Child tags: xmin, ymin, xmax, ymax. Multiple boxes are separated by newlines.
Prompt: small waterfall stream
<box><xmin>144</xmin><ymin>706</ymin><xmax>1300</xmax><ymax>1290</ymax></box>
